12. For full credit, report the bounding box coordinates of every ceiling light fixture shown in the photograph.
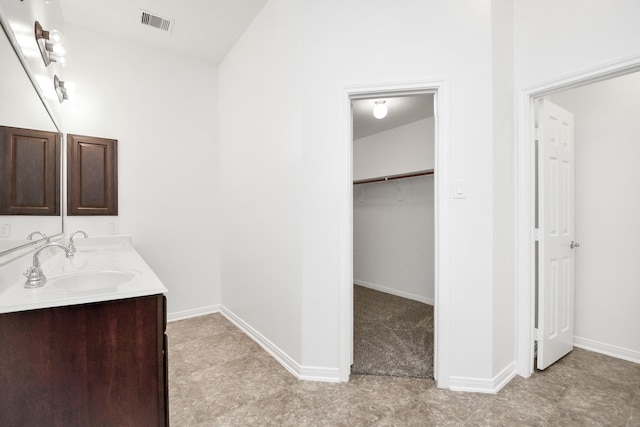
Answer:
[54,75,75,103]
[34,21,66,66]
[373,100,388,119]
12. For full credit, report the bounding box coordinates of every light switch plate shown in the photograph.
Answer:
[0,224,11,238]
[453,180,466,199]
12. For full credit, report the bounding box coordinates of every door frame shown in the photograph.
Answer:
[515,55,640,377]
[338,79,451,386]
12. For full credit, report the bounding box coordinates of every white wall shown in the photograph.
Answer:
[221,0,512,386]
[514,0,640,88]
[353,117,435,303]
[354,176,434,304]
[219,0,303,364]
[60,24,220,318]
[491,0,516,379]
[353,117,435,181]
[299,0,501,384]
[550,72,640,361]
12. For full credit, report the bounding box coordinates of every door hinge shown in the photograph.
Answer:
[534,328,540,341]
[534,228,541,241]
[534,127,541,141]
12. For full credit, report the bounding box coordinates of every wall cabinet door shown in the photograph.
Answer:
[67,133,118,215]
[0,126,60,215]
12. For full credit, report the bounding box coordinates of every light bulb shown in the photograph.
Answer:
[63,81,76,93]
[52,44,66,56]
[49,30,62,43]
[373,100,387,119]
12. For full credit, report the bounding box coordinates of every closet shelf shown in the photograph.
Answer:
[353,169,434,185]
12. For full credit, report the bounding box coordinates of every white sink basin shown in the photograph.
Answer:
[51,271,135,291]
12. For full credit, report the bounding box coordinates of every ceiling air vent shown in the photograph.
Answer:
[140,10,174,33]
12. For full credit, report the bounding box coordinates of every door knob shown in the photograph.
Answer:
[570,241,580,249]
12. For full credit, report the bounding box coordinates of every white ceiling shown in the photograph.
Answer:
[352,94,434,140]
[59,0,268,63]
[57,1,434,135]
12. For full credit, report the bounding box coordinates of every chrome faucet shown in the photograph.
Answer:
[23,243,70,288]
[68,230,88,257]
[27,231,49,243]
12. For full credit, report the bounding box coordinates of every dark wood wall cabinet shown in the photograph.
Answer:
[0,126,60,215]
[0,295,169,426]
[67,134,118,215]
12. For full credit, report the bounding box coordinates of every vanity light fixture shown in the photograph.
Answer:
[34,21,66,66]
[373,100,388,119]
[54,75,75,103]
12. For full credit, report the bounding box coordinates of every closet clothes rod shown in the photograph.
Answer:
[353,169,434,185]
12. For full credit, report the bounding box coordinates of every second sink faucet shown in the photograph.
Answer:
[68,230,88,257]
[24,243,70,288]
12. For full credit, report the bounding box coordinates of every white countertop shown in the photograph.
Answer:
[0,236,168,314]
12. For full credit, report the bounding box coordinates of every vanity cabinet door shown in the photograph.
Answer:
[0,294,167,426]
[162,294,170,426]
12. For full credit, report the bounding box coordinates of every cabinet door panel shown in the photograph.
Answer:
[0,295,166,426]
[0,126,60,215]
[67,134,118,215]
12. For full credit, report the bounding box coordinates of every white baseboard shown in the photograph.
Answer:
[449,362,516,394]
[167,304,220,322]
[298,365,341,382]
[574,336,640,364]
[220,306,342,383]
[354,279,434,305]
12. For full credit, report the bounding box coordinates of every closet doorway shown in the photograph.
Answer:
[351,93,435,378]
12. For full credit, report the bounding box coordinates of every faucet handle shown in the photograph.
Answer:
[24,266,46,288]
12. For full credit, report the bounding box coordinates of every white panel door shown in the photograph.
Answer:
[537,99,576,370]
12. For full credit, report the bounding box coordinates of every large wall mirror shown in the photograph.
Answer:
[0,17,62,256]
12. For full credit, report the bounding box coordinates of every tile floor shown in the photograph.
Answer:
[168,314,640,426]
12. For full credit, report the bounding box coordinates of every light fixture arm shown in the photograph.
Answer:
[54,75,70,103]
[34,21,65,66]
[34,21,50,41]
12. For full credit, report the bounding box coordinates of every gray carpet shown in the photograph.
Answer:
[351,285,434,379]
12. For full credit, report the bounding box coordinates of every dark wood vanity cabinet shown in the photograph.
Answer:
[0,294,168,426]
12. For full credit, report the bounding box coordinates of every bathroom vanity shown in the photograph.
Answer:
[0,237,169,426]
[0,3,167,423]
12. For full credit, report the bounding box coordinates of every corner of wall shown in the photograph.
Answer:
[220,305,342,383]
[449,361,516,394]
